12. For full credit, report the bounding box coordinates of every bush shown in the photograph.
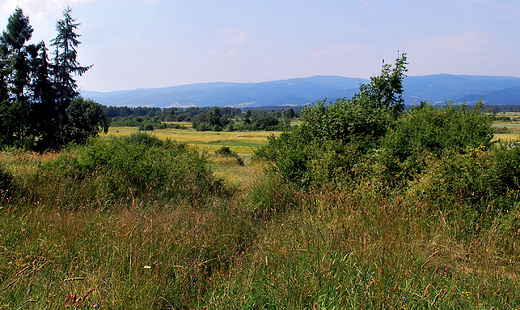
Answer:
[139,122,155,131]
[33,134,222,207]
[256,54,408,187]
[379,101,493,185]
[404,144,520,216]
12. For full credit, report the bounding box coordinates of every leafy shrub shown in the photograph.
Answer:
[33,134,222,207]
[379,101,493,185]
[215,146,236,157]
[139,122,155,131]
[404,143,520,216]
[121,132,165,147]
[65,97,110,145]
[256,54,408,187]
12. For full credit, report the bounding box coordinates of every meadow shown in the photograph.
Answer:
[0,121,520,309]
[1,104,520,309]
[491,111,520,142]
[105,126,280,156]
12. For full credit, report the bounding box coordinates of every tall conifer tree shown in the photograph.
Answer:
[0,7,33,146]
[51,6,92,144]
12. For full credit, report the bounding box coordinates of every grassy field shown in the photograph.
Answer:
[2,122,520,309]
[105,126,280,155]
[491,113,520,141]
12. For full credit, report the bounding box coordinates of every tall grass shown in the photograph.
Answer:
[1,180,518,308]
[1,133,519,309]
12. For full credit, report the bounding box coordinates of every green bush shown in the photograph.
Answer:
[379,101,493,185]
[403,144,520,216]
[122,132,164,147]
[256,54,408,187]
[33,133,222,207]
[215,146,237,157]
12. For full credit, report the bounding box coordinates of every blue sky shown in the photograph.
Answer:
[1,0,519,92]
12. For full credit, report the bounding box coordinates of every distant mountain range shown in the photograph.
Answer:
[81,74,520,108]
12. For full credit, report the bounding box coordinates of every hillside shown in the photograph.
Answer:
[81,74,520,107]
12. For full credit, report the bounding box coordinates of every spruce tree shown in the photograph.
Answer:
[0,8,33,147]
[51,6,92,145]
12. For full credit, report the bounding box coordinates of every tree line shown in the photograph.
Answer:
[107,105,299,132]
[0,7,108,151]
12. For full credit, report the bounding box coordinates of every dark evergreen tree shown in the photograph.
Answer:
[0,7,105,151]
[27,41,58,150]
[0,8,33,147]
[51,6,92,145]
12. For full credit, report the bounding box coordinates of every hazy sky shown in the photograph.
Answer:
[0,0,519,92]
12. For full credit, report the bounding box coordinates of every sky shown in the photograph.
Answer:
[0,0,519,92]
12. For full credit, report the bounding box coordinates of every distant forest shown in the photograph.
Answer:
[106,105,302,132]
[104,103,520,132]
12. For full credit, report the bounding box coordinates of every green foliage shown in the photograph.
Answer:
[122,131,164,147]
[379,101,494,184]
[64,96,109,145]
[404,144,520,214]
[257,54,408,187]
[33,133,222,207]
[0,7,102,151]
[51,7,91,102]
[300,54,407,147]
[215,146,236,157]
[245,172,300,218]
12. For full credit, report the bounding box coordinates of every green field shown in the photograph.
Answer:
[105,126,280,155]
[489,112,520,141]
[2,112,520,309]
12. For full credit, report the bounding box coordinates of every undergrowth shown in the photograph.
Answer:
[1,174,519,309]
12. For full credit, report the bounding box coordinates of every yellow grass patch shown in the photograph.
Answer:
[103,126,281,155]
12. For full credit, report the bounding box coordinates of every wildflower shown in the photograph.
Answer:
[93,304,99,308]
[144,265,151,269]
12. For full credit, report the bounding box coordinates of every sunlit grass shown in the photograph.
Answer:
[2,125,520,308]
[493,133,520,142]
[103,126,280,155]
[208,155,266,190]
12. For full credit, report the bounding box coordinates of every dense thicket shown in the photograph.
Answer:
[0,7,107,151]
[257,54,519,215]
[257,54,408,187]
[32,133,222,207]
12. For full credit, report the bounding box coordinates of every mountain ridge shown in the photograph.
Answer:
[81,74,520,108]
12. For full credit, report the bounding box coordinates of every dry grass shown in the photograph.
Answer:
[104,126,281,155]
[208,156,267,191]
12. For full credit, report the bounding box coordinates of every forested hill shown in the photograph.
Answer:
[81,74,520,108]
